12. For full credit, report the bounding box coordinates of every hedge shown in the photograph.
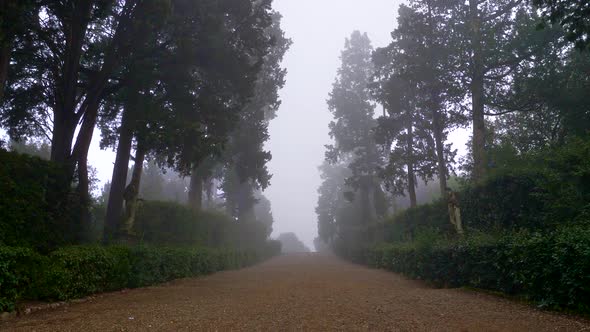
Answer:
[364,139,590,244]
[0,150,273,251]
[359,226,590,313]
[132,201,269,250]
[0,247,43,312]
[0,149,78,250]
[0,242,281,312]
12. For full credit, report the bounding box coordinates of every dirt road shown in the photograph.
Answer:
[2,254,588,331]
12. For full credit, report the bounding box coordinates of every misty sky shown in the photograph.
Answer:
[266,0,403,247]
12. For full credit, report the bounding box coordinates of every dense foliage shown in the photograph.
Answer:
[369,137,590,244]
[0,243,280,312]
[359,225,590,313]
[0,149,78,249]
[0,247,40,312]
[133,201,270,250]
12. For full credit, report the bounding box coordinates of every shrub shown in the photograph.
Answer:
[263,240,282,258]
[532,138,590,224]
[460,170,547,231]
[383,202,451,242]
[134,202,204,246]
[378,170,551,242]
[360,226,590,313]
[0,247,42,312]
[368,139,590,245]
[35,246,132,300]
[132,201,276,257]
[134,201,266,249]
[0,149,78,250]
[0,242,280,312]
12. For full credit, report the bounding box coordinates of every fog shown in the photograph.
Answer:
[266,0,402,248]
[73,0,400,248]
[74,0,470,249]
[1,0,587,326]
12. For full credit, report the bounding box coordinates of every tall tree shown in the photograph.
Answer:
[253,190,275,239]
[372,71,423,208]
[455,0,558,180]
[1,0,174,236]
[316,161,350,245]
[373,2,462,200]
[326,31,380,221]
[100,0,277,240]
[213,11,291,221]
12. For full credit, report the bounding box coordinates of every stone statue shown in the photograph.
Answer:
[446,188,464,235]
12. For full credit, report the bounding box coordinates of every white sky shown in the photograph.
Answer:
[266,0,402,247]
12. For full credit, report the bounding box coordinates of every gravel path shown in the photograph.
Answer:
[2,254,589,331]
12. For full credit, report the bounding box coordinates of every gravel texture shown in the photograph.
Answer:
[1,254,589,331]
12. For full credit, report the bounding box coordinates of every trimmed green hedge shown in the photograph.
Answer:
[0,149,78,250]
[133,201,269,250]
[370,139,590,243]
[360,226,590,313]
[370,170,551,243]
[0,242,281,312]
[134,202,224,246]
[0,247,43,312]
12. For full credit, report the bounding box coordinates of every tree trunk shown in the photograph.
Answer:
[432,110,448,198]
[407,124,417,208]
[407,166,417,208]
[367,180,377,221]
[75,6,148,241]
[50,112,77,164]
[203,177,214,208]
[51,0,135,171]
[120,139,146,242]
[237,181,255,223]
[0,1,13,60]
[189,167,204,210]
[0,39,10,102]
[361,176,377,223]
[50,1,92,165]
[360,184,370,222]
[470,0,487,181]
[424,0,448,198]
[74,105,99,243]
[104,93,137,242]
[76,153,92,243]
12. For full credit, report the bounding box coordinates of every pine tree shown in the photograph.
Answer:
[326,31,380,222]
